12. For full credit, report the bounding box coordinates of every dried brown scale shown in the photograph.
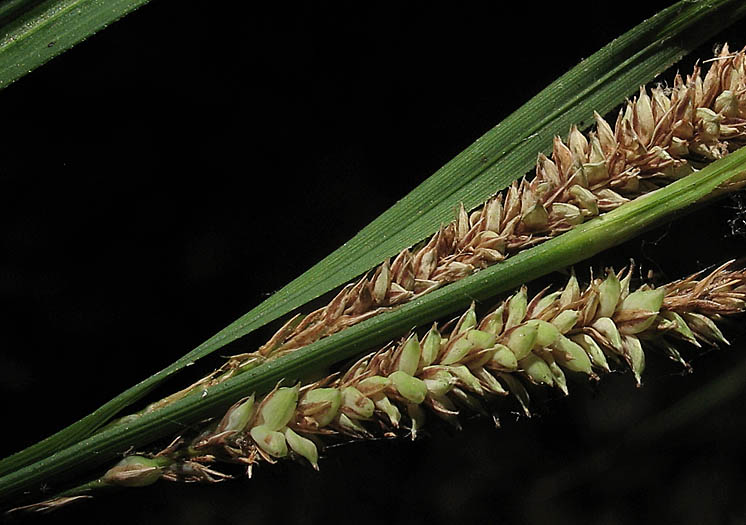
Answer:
[94,260,746,489]
[120,45,746,419]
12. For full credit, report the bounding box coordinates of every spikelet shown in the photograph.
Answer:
[100,259,746,485]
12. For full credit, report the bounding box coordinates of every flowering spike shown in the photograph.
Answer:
[102,261,746,493]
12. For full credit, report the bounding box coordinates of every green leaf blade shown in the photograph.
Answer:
[0,0,150,90]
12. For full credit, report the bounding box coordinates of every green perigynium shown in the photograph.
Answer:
[101,456,171,488]
[298,388,342,428]
[218,395,255,434]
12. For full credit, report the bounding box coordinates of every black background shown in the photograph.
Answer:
[3,1,746,523]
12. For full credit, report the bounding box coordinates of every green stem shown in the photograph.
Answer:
[2,147,745,504]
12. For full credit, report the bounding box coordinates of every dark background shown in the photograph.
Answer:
[2,1,746,523]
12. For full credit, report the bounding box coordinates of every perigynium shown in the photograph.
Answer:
[20,257,741,511]
[123,45,746,418]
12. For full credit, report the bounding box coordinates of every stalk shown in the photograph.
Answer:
[2,146,746,504]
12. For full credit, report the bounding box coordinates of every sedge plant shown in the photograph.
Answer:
[3,0,746,518]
